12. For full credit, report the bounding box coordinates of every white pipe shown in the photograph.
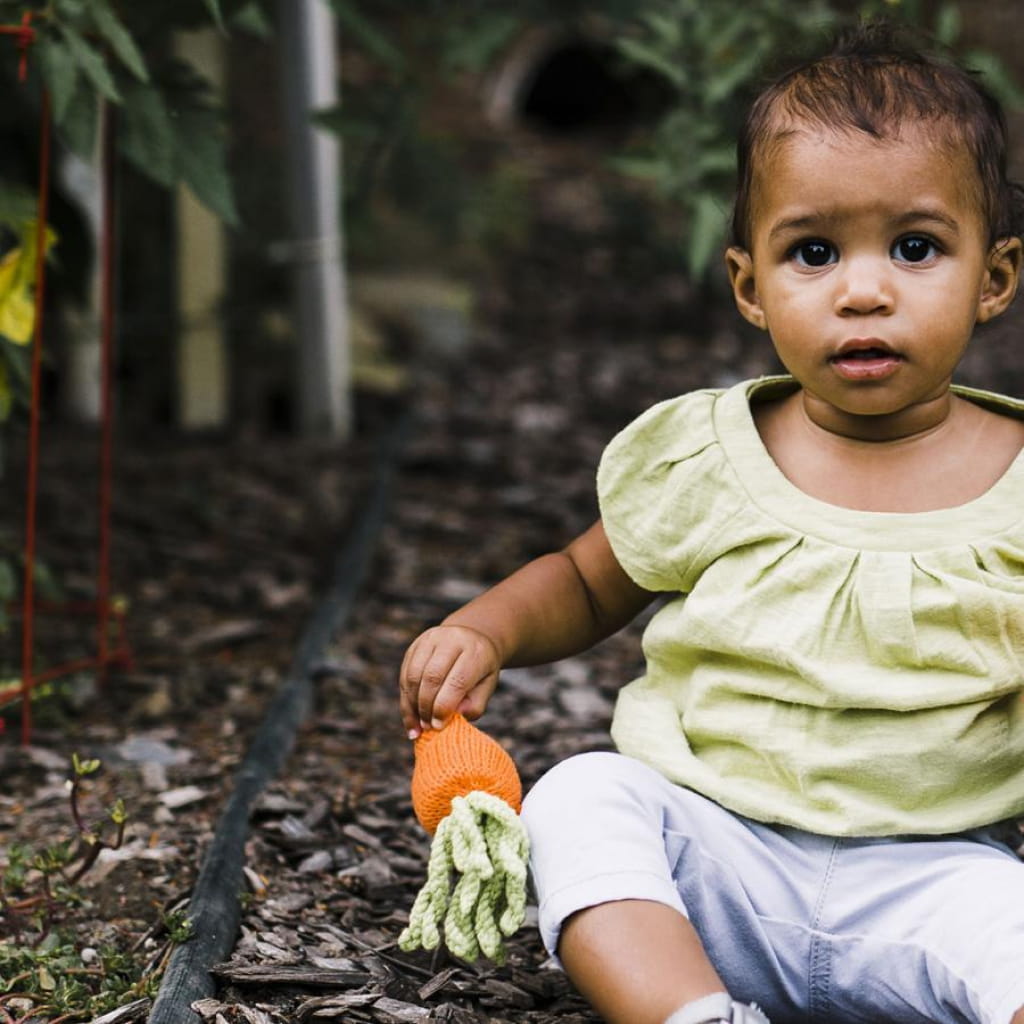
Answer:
[277,0,350,438]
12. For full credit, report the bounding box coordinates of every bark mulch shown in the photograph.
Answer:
[3,196,1024,1022]
[1,193,753,1022]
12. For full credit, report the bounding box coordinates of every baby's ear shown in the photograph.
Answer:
[978,236,1023,323]
[725,247,767,329]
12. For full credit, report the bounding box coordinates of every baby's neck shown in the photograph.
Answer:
[798,389,955,443]
[753,390,1024,512]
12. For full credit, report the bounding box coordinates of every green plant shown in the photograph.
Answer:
[0,755,177,1020]
[160,904,195,945]
[0,0,268,223]
[323,0,1022,281]
[611,0,1024,278]
[0,0,273,436]
[317,3,545,270]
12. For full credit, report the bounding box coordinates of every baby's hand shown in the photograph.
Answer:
[398,624,501,738]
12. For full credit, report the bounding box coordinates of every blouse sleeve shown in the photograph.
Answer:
[597,388,741,593]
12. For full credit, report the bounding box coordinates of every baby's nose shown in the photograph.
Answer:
[834,257,895,315]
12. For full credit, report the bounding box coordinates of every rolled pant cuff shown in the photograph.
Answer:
[536,868,688,961]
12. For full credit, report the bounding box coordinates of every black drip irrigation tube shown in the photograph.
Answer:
[147,407,412,1024]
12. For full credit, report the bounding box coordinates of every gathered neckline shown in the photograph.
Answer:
[715,376,1024,550]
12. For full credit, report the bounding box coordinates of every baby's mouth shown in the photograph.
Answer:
[829,342,904,378]
[834,347,892,360]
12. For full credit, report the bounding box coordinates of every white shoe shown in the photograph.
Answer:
[664,992,770,1024]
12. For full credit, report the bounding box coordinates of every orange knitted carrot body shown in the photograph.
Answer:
[410,714,522,835]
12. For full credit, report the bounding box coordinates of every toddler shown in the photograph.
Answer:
[398,22,1024,1024]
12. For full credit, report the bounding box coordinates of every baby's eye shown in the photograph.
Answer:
[891,235,939,263]
[789,240,836,268]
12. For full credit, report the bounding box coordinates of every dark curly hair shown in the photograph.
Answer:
[731,21,1024,250]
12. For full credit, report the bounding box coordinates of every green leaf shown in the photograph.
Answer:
[687,192,728,279]
[440,15,521,74]
[312,104,378,139]
[1,336,32,409]
[0,183,40,229]
[31,560,62,601]
[694,147,738,177]
[119,59,238,223]
[0,363,10,421]
[963,49,1024,110]
[53,0,88,17]
[55,81,99,159]
[638,10,683,49]
[202,0,226,30]
[172,103,239,224]
[36,36,80,126]
[331,0,407,72]
[58,23,122,103]
[703,44,767,106]
[615,37,685,89]
[703,10,750,60]
[118,81,176,188]
[0,558,15,602]
[230,2,272,36]
[72,753,101,776]
[609,154,671,184]
[934,2,962,47]
[89,0,150,82]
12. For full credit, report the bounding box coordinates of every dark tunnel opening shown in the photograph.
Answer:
[517,39,672,135]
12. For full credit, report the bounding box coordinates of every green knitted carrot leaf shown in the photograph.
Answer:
[399,790,529,962]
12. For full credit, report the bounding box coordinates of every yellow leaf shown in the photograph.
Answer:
[0,219,57,345]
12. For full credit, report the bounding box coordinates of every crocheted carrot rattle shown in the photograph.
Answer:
[398,714,529,962]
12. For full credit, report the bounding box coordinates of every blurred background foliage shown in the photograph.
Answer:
[0,0,272,430]
[0,0,1011,383]
[324,0,1022,280]
[0,0,1011,428]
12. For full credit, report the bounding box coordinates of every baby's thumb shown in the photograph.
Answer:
[456,673,498,722]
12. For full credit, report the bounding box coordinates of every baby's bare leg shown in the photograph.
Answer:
[558,899,726,1024]
[1012,1008,1024,1024]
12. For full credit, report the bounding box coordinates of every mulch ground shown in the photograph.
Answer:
[0,178,760,1022]
[4,174,1024,1022]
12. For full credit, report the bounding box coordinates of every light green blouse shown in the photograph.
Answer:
[597,376,1024,836]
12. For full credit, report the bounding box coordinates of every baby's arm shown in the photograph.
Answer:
[398,520,653,737]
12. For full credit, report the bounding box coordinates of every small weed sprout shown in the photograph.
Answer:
[0,754,178,1018]
[161,905,195,944]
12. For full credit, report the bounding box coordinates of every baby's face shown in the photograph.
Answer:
[726,125,1020,433]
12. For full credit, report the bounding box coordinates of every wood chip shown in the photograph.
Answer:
[417,966,459,1001]
[87,999,152,1024]
[179,618,268,653]
[211,962,372,988]
[158,785,208,809]
[371,997,431,1022]
[296,993,381,1022]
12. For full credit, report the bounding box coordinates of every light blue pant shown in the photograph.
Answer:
[522,751,1024,1024]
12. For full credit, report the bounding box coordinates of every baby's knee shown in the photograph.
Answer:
[522,751,692,957]
[522,750,666,834]
[525,750,639,808]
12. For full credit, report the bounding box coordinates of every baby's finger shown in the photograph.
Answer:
[398,636,437,735]
[456,672,499,721]
[427,647,492,727]
[413,643,472,728]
